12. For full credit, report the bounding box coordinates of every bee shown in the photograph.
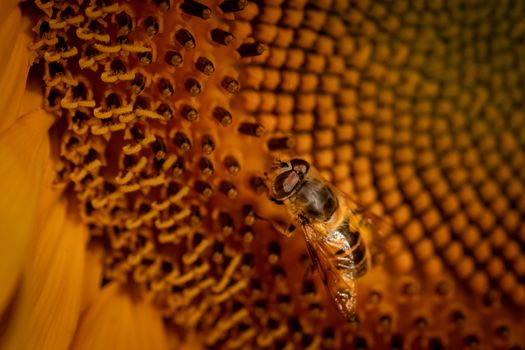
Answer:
[265,158,389,321]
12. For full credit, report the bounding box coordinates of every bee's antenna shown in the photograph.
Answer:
[269,161,281,171]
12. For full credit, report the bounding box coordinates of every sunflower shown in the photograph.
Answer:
[1,0,525,349]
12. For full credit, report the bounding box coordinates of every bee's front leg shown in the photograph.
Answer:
[270,220,296,238]
[254,212,296,237]
[269,196,284,205]
[298,214,310,225]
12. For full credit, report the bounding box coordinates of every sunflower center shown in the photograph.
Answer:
[29,0,293,341]
[27,0,525,348]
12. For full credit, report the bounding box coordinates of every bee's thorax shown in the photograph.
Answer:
[290,177,339,223]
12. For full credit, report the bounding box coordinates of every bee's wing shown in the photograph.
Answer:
[359,207,394,241]
[303,225,358,322]
[335,187,395,264]
[333,185,394,240]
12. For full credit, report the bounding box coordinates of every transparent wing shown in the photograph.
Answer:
[303,225,358,322]
[332,184,395,265]
[336,185,394,239]
[356,206,394,241]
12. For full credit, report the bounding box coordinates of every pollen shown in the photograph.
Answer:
[31,0,275,344]
[27,0,525,349]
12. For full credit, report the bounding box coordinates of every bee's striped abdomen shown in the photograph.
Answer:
[326,217,369,279]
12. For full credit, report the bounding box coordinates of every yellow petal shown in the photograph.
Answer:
[79,242,104,314]
[17,74,46,119]
[133,297,172,350]
[71,284,169,350]
[1,197,87,350]
[0,1,20,26]
[0,6,33,134]
[0,109,54,314]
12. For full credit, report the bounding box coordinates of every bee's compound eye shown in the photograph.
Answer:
[273,170,301,199]
[290,158,310,176]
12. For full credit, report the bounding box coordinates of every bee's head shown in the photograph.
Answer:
[265,158,310,200]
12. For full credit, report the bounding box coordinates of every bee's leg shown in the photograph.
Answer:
[300,259,317,294]
[301,268,316,295]
[254,213,296,237]
[269,197,284,205]
[270,221,296,238]
[298,214,310,225]
[303,260,316,277]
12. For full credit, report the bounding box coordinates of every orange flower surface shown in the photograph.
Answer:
[0,0,524,349]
